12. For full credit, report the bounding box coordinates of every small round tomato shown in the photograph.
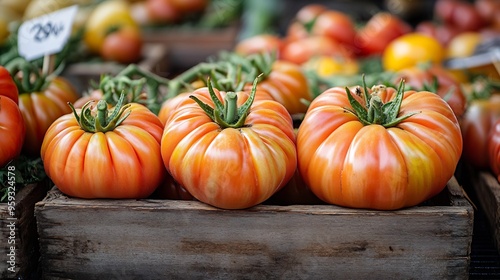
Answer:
[446,32,482,59]
[281,35,352,65]
[355,12,412,57]
[41,100,165,199]
[145,0,181,24]
[234,34,283,56]
[462,94,500,169]
[0,97,25,167]
[382,33,445,72]
[0,66,19,104]
[100,26,143,64]
[311,10,357,53]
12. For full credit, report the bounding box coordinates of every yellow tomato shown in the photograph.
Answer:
[382,33,445,71]
[83,0,139,54]
[304,55,359,77]
[446,32,482,59]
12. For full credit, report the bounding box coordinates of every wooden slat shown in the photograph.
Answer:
[35,177,473,280]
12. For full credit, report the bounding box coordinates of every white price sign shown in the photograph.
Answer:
[18,5,78,61]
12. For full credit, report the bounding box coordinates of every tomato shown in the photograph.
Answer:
[145,0,181,24]
[169,0,207,14]
[382,33,445,72]
[302,55,359,77]
[394,65,467,118]
[434,0,486,32]
[234,34,283,56]
[295,4,327,25]
[161,79,297,209]
[0,66,19,104]
[311,10,357,53]
[0,97,25,167]
[19,77,79,156]
[41,99,165,199]
[446,32,482,59]
[355,12,412,57]
[100,26,143,64]
[461,94,500,169]
[475,0,500,25]
[297,83,462,210]
[249,60,313,116]
[415,21,460,47]
[281,36,352,65]
[488,118,500,181]
[83,0,139,54]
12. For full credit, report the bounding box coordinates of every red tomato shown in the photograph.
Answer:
[295,4,328,25]
[297,83,462,210]
[434,0,486,32]
[461,94,500,169]
[0,66,18,104]
[475,0,500,25]
[415,21,460,47]
[311,10,357,53]
[169,0,207,14]
[19,77,79,157]
[161,81,297,209]
[281,36,352,65]
[0,96,25,167]
[100,26,143,64]
[248,60,313,116]
[394,65,467,118]
[355,12,412,57]
[234,34,283,56]
[41,102,165,199]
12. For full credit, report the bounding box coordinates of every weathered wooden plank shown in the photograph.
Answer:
[35,178,473,280]
[0,180,52,279]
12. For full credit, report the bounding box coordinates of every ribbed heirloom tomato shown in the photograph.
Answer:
[297,81,463,210]
[41,95,165,199]
[161,78,297,209]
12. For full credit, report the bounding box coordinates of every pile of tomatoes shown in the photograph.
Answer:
[2,1,500,212]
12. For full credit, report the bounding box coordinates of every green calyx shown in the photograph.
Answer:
[69,93,131,133]
[189,74,262,129]
[345,77,418,128]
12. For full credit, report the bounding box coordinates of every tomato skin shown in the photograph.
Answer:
[145,0,181,24]
[249,60,313,116]
[100,26,143,64]
[488,118,500,181]
[83,0,139,54]
[355,12,412,57]
[234,34,283,56]
[462,95,500,169]
[382,33,445,71]
[0,66,19,104]
[415,21,460,47]
[0,97,25,167]
[281,35,352,65]
[161,87,297,209]
[311,10,357,53]
[41,103,165,199]
[297,86,462,210]
[19,77,79,157]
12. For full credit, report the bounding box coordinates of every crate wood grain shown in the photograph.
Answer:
[35,177,473,280]
[61,44,170,94]
[459,163,500,253]
[141,25,239,71]
[0,180,52,279]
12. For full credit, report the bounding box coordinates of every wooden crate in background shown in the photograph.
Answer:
[35,176,473,280]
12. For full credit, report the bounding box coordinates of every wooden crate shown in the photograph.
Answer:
[61,44,170,94]
[457,163,500,254]
[141,25,240,72]
[0,179,52,279]
[35,177,473,280]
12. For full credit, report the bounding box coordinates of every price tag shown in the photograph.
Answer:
[18,5,78,61]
